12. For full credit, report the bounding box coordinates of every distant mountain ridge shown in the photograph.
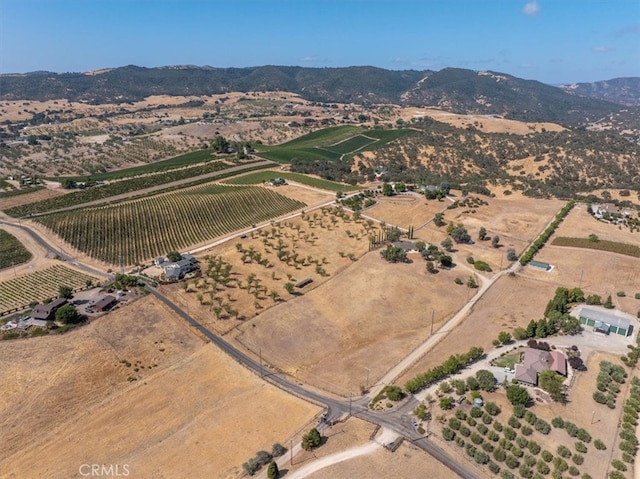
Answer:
[560,77,640,106]
[0,65,631,125]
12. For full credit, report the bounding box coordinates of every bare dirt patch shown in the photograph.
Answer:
[0,295,320,479]
[233,250,469,396]
[365,192,446,229]
[0,186,69,210]
[397,274,558,388]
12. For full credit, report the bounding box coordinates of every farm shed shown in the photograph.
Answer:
[295,278,313,289]
[579,307,631,336]
[529,260,551,271]
[94,295,117,312]
[392,241,418,253]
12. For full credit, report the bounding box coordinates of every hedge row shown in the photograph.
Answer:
[520,200,575,265]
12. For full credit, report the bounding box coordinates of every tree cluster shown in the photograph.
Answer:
[405,346,484,393]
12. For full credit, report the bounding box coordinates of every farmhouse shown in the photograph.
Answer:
[94,295,117,312]
[163,256,198,281]
[515,348,567,386]
[31,298,68,321]
[590,203,635,221]
[578,307,632,336]
[392,241,418,253]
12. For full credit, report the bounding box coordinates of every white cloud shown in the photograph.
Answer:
[522,1,540,16]
[592,46,614,53]
[299,55,324,63]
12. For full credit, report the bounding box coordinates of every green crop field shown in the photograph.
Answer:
[0,264,99,315]
[35,184,306,266]
[324,135,377,155]
[255,126,412,163]
[552,237,640,258]
[0,229,32,270]
[224,171,358,192]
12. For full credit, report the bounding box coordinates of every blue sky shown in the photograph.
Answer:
[1,0,638,84]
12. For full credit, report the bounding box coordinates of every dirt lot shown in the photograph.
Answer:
[233,250,469,396]
[365,192,447,229]
[430,351,629,479]
[0,295,319,479]
[397,274,558,388]
[0,186,69,210]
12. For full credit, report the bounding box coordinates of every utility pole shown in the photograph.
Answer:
[290,439,293,466]
[365,368,370,392]
[430,309,435,335]
[260,348,263,378]
[579,269,584,289]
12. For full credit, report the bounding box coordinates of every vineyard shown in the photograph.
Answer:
[0,264,98,315]
[0,229,32,270]
[35,185,306,266]
[552,236,640,258]
[4,160,252,217]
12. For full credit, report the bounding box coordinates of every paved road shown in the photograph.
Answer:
[146,284,480,479]
[0,218,111,280]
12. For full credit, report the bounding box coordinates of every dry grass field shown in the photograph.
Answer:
[397,274,558,387]
[163,206,382,336]
[524,246,640,314]
[555,202,640,244]
[0,295,319,479]
[364,192,447,229]
[430,352,629,479]
[0,186,69,210]
[233,250,469,396]
[400,107,566,135]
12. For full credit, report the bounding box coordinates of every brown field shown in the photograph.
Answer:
[430,352,628,479]
[0,295,319,479]
[163,207,383,336]
[0,186,69,210]
[365,192,447,229]
[400,107,566,135]
[524,245,640,313]
[305,441,459,479]
[397,274,558,387]
[233,250,469,396]
[555,202,640,244]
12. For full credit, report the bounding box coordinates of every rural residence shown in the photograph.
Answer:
[94,295,117,312]
[515,348,567,386]
[31,298,68,321]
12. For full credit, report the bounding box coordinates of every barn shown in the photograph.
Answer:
[579,307,632,336]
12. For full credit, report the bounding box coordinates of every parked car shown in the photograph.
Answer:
[504,367,515,374]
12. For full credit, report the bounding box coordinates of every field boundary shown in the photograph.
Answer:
[551,236,640,258]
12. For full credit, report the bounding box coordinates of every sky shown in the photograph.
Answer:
[1,0,639,84]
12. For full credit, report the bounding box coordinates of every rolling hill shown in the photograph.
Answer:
[0,65,626,126]
[560,77,640,106]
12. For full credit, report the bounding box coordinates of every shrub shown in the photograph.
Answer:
[448,417,461,430]
[477,424,488,435]
[611,459,627,472]
[572,453,584,465]
[617,291,626,297]
[489,462,501,474]
[541,450,553,462]
[505,455,520,469]
[485,401,501,416]
[501,470,515,479]
[609,472,626,479]
[622,452,635,464]
[557,445,571,458]
[537,460,550,475]
[482,442,495,453]
[471,432,484,445]
[553,456,569,472]
[512,446,524,458]
[470,406,483,418]
[575,441,587,453]
[513,404,526,418]
[459,425,471,437]
[519,463,532,479]
[482,412,493,424]
[516,436,528,448]
[243,458,259,476]
[524,411,537,425]
[442,427,456,441]
[504,427,516,440]
[551,416,565,428]
[508,416,521,429]
[576,429,591,443]
[568,466,580,476]
[594,439,606,450]
[267,461,278,479]
[528,441,541,455]
[493,421,503,432]
[565,422,579,437]
[521,425,533,436]
[272,443,287,457]
[488,430,500,442]
[535,418,551,435]
[455,409,467,420]
[593,391,608,404]
[255,451,273,466]
[474,450,490,464]
[494,448,507,462]
[524,455,537,467]
[467,417,477,427]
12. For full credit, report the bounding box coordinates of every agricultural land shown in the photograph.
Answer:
[1,75,639,479]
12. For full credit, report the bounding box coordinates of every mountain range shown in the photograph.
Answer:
[1,65,638,126]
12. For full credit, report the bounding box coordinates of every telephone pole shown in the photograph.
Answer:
[430,309,435,335]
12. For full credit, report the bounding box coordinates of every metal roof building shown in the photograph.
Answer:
[579,307,632,336]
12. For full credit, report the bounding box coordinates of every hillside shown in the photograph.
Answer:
[0,65,623,126]
[561,77,640,106]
